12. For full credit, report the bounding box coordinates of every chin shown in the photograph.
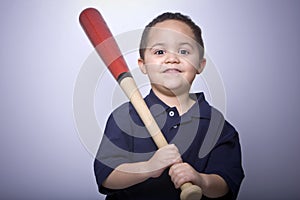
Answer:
[163,82,181,90]
[163,84,190,95]
[164,79,189,89]
[151,79,190,95]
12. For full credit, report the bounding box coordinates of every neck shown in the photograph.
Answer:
[152,87,195,115]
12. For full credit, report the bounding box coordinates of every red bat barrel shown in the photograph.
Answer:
[79,8,129,81]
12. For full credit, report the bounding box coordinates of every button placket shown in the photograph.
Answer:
[166,108,180,133]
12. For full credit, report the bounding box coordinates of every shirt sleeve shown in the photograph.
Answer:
[94,104,134,195]
[204,121,245,199]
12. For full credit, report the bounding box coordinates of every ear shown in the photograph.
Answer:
[196,58,206,74]
[138,58,147,74]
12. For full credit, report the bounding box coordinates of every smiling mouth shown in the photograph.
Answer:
[163,68,182,73]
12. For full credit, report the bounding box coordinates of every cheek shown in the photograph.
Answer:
[144,63,162,73]
[144,57,161,66]
[188,74,197,84]
[181,59,199,73]
[187,57,201,69]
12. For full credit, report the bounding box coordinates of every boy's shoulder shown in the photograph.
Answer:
[110,101,136,120]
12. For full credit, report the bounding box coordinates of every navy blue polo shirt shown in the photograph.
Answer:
[94,90,244,200]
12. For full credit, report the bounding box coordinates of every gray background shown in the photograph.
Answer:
[1,0,299,199]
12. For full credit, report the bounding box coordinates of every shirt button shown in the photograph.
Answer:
[173,125,178,129]
[169,111,175,117]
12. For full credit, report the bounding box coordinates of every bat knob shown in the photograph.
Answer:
[180,184,202,200]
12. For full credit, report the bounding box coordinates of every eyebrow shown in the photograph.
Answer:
[178,42,194,49]
[149,42,194,50]
[149,43,165,49]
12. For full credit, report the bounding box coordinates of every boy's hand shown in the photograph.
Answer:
[169,162,202,189]
[147,144,182,178]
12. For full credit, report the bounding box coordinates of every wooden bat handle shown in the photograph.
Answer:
[180,183,203,200]
[120,77,202,200]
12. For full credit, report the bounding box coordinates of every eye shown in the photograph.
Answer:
[154,49,165,55]
[179,49,189,55]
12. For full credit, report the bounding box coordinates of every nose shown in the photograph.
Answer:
[165,52,180,64]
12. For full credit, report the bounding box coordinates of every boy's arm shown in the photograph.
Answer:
[102,161,155,189]
[103,144,182,189]
[197,173,229,198]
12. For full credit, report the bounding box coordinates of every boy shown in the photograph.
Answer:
[94,12,244,199]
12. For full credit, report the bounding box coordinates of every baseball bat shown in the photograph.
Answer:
[79,8,202,200]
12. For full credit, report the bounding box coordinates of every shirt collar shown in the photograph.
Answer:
[144,89,211,120]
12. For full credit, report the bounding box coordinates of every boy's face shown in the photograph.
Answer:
[138,20,206,95]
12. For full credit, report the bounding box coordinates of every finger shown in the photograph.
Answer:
[169,162,183,173]
[169,163,178,176]
[169,169,190,189]
[169,163,184,178]
[175,175,191,188]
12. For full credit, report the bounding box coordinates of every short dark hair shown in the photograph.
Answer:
[139,12,204,60]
